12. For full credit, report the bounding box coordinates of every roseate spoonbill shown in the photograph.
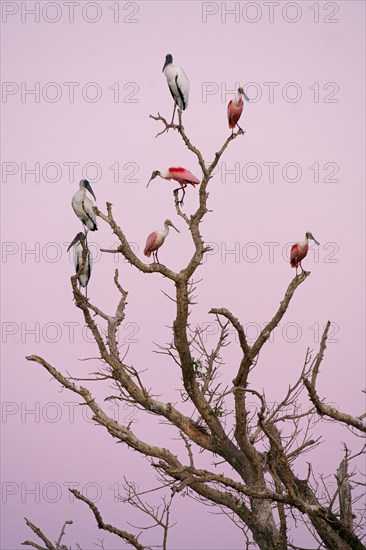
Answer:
[162,54,190,125]
[290,232,320,275]
[147,167,200,205]
[227,87,249,134]
[144,219,180,264]
[72,179,97,232]
[67,232,92,294]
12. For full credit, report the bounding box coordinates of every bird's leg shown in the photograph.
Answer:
[180,186,186,205]
[236,123,243,132]
[155,250,160,264]
[84,227,89,249]
[300,261,304,274]
[170,103,177,126]
[173,187,183,206]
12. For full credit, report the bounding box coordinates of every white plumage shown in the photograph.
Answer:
[162,54,190,123]
[67,232,92,289]
[72,179,97,232]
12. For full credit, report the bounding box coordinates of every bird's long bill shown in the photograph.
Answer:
[312,237,320,245]
[85,180,96,201]
[171,223,180,233]
[67,235,81,252]
[162,55,171,72]
[243,91,250,102]
[146,178,152,188]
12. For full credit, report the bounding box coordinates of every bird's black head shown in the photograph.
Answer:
[67,232,86,252]
[81,179,96,201]
[162,54,173,71]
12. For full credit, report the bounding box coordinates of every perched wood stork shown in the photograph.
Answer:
[162,54,190,125]
[67,232,92,295]
[227,87,249,134]
[72,179,97,232]
[147,167,200,205]
[290,232,320,275]
[144,219,180,264]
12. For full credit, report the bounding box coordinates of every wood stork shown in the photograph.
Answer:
[147,166,200,205]
[67,232,92,294]
[290,232,320,275]
[227,87,249,134]
[144,219,180,264]
[162,54,190,125]
[72,179,97,232]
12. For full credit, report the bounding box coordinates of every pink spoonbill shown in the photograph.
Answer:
[162,54,190,125]
[147,167,200,205]
[144,219,180,264]
[290,232,320,275]
[227,87,249,134]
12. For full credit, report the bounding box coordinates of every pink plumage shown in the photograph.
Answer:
[147,168,200,205]
[227,98,244,129]
[143,220,180,264]
[144,231,164,257]
[167,167,200,187]
[290,242,309,268]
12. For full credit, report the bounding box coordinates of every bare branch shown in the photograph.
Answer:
[22,518,57,550]
[303,324,366,433]
[70,489,144,550]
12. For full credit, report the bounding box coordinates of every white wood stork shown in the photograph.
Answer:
[67,232,92,294]
[162,54,190,125]
[72,179,97,232]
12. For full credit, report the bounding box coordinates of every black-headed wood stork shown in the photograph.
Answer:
[72,179,97,232]
[144,219,180,264]
[67,232,92,292]
[162,54,190,125]
[290,232,320,275]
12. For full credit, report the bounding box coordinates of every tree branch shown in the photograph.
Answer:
[70,490,144,550]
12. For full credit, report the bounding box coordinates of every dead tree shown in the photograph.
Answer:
[24,112,365,550]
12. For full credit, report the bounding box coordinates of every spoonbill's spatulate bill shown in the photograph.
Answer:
[67,232,92,293]
[144,219,180,264]
[227,87,249,134]
[290,232,320,275]
[162,54,190,125]
[147,167,200,205]
[72,179,98,232]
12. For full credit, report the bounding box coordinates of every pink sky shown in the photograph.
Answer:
[1,1,365,548]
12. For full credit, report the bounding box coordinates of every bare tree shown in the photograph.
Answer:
[24,112,365,550]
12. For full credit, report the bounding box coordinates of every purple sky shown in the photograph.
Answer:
[1,1,365,548]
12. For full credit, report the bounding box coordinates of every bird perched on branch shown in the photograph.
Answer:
[67,232,92,294]
[144,219,180,264]
[290,232,320,275]
[227,87,249,134]
[162,54,190,125]
[72,179,97,232]
[147,167,200,205]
